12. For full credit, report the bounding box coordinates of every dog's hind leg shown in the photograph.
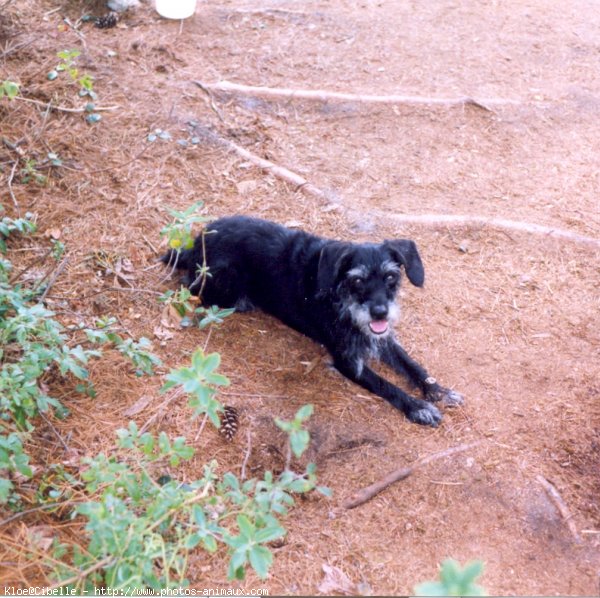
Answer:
[334,358,442,427]
[381,340,464,407]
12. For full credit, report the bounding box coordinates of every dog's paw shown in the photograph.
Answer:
[440,388,464,407]
[424,379,464,407]
[408,402,442,427]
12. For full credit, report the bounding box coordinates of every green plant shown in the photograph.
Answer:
[159,286,194,317]
[160,201,210,253]
[0,210,161,504]
[0,80,19,100]
[161,348,229,427]
[0,211,36,253]
[414,559,486,596]
[48,354,328,590]
[275,404,313,459]
[53,49,96,98]
[20,159,47,186]
[51,239,66,261]
[193,305,236,329]
[83,317,162,377]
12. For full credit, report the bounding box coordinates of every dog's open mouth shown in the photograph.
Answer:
[368,320,389,335]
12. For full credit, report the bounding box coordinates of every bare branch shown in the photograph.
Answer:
[342,441,484,509]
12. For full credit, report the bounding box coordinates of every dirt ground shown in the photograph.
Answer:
[1,0,600,594]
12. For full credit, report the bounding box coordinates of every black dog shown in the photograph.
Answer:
[163,215,463,426]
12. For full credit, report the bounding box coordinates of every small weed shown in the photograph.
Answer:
[20,159,48,186]
[51,239,66,261]
[160,201,210,252]
[0,80,19,100]
[414,559,487,596]
[159,286,195,318]
[194,305,236,329]
[52,49,96,99]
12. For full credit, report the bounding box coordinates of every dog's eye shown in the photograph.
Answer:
[350,277,364,289]
[385,273,398,285]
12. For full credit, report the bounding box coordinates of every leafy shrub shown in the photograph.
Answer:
[48,359,327,590]
[0,207,161,504]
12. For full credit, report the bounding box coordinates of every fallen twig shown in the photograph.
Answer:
[210,135,600,248]
[0,501,77,527]
[15,96,120,113]
[39,411,70,453]
[240,428,252,481]
[7,160,19,210]
[536,475,581,542]
[195,80,227,124]
[195,80,521,111]
[37,257,69,303]
[140,388,185,434]
[342,441,483,509]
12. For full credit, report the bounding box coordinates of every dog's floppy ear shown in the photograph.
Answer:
[384,239,425,287]
[316,242,352,295]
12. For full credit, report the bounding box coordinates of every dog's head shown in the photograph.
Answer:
[317,239,424,337]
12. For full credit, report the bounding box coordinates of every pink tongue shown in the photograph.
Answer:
[369,320,389,334]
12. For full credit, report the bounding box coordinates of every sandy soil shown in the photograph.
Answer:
[1,0,599,594]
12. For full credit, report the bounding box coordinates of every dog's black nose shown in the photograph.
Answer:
[370,304,388,320]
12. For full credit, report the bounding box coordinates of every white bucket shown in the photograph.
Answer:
[155,0,197,19]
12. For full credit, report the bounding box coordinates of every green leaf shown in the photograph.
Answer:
[236,514,255,540]
[295,404,314,422]
[317,485,333,497]
[255,525,285,545]
[0,477,14,503]
[290,429,310,458]
[461,560,484,583]
[203,534,218,553]
[228,548,248,580]
[248,544,273,579]
[414,581,449,596]
[440,559,461,586]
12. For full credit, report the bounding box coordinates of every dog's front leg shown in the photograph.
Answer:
[334,358,442,427]
[381,340,464,407]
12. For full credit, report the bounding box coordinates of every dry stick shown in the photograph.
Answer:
[9,246,53,285]
[343,441,484,509]
[196,80,522,111]
[140,388,185,434]
[0,501,76,527]
[536,475,581,542]
[6,160,20,210]
[195,81,227,124]
[240,429,252,481]
[214,135,600,249]
[39,411,70,453]
[15,96,120,113]
[37,257,69,303]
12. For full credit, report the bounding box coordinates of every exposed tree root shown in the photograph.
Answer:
[195,80,522,111]
[212,133,600,248]
[537,475,582,542]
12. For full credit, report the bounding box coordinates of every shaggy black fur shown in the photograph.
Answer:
[162,215,463,426]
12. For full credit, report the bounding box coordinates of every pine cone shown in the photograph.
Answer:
[219,406,239,442]
[95,12,119,29]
